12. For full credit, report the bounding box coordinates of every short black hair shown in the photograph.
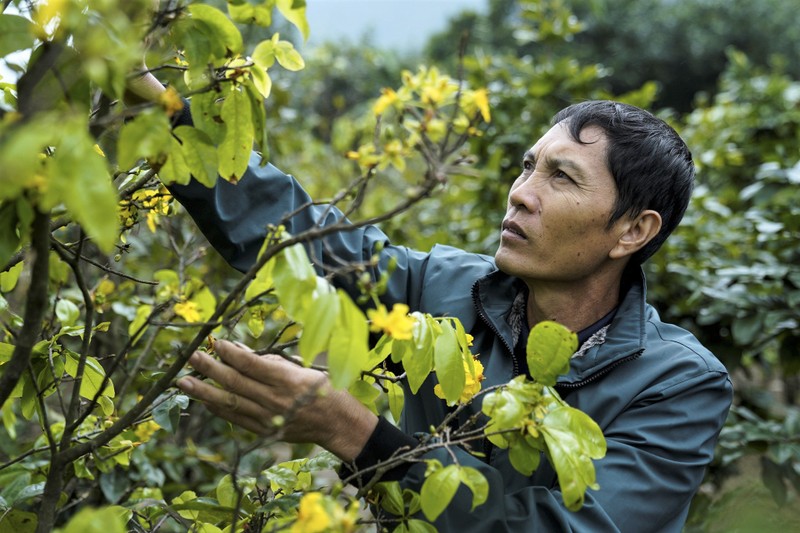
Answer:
[552,100,695,264]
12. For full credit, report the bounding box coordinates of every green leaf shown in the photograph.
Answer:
[20,374,37,419]
[274,41,305,71]
[481,389,524,436]
[158,136,192,186]
[387,378,405,422]
[732,313,764,346]
[434,322,465,404]
[375,481,405,516]
[401,338,433,395]
[266,465,298,492]
[458,467,489,511]
[0,115,65,202]
[128,304,152,343]
[0,342,15,365]
[228,1,272,26]
[62,506,127,533]
[326,290,369,389]
[272,241,317,320]
[215,474,238,508]
[117,110,173,171]
[245,237,277,301]
[174,126,218,188]
[13,483,44,505]
[0,15,35,58]
[366,334,393,369]
[56,299,80,327]
[0,261,24,293]
[243,79,269,154]
[0,508,37,533]
[348,380,380,412]
[73,456,94,480]
[508,438,541,476]
[187,4,244,58]
[298,287,339,366]
[526,321,577,386]
[48,120,118,253]
[97,395,114,416]
[406,520,438,533]
[0,202,22,268]
[190,91,225,145]
[152,394,190,433]
[218,88,254,181]
[1,401,17,438]
[540,405,606,511]
[64,351,115,399]
[250,64,273,99]
[99,470,128,504]
[420,464,460,521]
[276,0,310,40]
[252,38,276,71]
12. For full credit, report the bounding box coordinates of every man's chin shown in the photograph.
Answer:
[494,247,519,275]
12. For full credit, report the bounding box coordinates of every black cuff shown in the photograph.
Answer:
[172,97,194,128]
[339,417,419,486]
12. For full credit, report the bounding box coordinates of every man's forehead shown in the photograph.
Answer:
[527,123,607,157]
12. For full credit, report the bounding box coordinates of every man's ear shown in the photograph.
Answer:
[609,209,662,260]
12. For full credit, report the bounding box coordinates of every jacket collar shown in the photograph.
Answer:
[473,266,648,383]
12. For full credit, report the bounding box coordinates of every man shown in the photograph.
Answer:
[129,71,731,530]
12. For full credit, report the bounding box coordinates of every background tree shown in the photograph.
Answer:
[2,0,800,531]
[0,1,606,532]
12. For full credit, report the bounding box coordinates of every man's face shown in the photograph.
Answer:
[495,122,626,285]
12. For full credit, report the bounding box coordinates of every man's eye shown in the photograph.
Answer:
[554,170,573,182]
[522,160,534,171]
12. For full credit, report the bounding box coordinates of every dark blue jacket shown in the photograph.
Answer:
[171,153,733,532]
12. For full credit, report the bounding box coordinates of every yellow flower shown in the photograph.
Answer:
[159,86,185,117]
[472,88,491,123]
[131,187,172,232]
[373,87,398,115]
[291,492,331,533]
[434,357,485,404]
[134,420,161,443]
[367,303,415,340]
[174,301,201,323]
[34,0,67,38]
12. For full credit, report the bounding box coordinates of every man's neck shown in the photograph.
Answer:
[524,272,623,332]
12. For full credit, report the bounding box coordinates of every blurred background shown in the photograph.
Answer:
[1,1,798,530]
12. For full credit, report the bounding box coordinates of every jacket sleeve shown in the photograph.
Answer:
[168,154,431,310]
[389,368,732,532]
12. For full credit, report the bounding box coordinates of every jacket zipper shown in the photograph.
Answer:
[471,281,517,371]
[555,350,644,393]
[472,276,643,461]
[472,280,518,463]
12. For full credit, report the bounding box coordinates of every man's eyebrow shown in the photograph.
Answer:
[522,150,587,178]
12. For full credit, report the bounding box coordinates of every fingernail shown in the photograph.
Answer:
[233,340,251,351]
[176,377,193,392]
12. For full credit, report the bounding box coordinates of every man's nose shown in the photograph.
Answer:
[508,175,542,213]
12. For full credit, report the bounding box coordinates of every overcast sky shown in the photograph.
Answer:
[303,0,487,51]
[0,1,488,81]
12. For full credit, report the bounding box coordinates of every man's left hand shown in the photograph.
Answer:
[176,340,378,461]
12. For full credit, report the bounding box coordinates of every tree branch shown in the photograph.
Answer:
[0,210,50,408]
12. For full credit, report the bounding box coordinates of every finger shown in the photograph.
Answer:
[187,350,278,402]
[214,340,298,386]
[176,375,268,423]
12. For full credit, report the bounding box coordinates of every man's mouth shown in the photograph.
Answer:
[501,220,527,240]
